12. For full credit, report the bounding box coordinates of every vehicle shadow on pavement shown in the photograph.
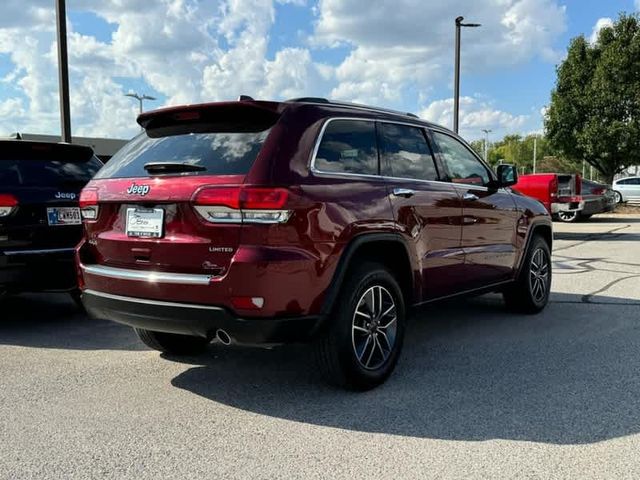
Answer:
[171,293,640,445]
[0,293,144,351]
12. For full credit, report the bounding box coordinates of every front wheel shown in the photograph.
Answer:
[134,328,209,355]
[503,235,552,314]
[313,262,406,390]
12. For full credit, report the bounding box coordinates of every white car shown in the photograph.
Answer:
[612,177,640,203]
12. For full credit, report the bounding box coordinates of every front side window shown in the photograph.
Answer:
[432,131,491,186]
[379,123,439,181]
[314,120,378,176]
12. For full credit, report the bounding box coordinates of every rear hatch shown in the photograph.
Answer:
[0,141,101,252]
[81,102,281,276]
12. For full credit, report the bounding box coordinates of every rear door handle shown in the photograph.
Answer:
[392,188,415,198]
[463,193,480,201]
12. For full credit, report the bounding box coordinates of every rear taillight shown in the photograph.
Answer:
[0,194,18,217]
[79,188,99,221]
[193,186,291,224]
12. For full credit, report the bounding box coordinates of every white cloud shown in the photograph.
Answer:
[590,17,613,44]
[0,0,566,139]
[314,0,567,102]
[419,97,529,140]
[636,0,640,11]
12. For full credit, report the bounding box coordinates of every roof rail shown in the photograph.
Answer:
[286,97,422,120]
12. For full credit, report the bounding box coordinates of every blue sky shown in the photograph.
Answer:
[1,0,638,141]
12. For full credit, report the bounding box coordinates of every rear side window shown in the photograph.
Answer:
[379,123,438,181]
[314,120,378,176]
[95,130,271,179]
[0,156,102,187]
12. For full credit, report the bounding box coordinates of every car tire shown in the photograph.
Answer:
[614,191,623,204]
[557,210,579,222]
[134,328,209,355]
[503,235,552,314]
[313,262,406,391]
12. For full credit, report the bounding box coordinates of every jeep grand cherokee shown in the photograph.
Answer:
[77,97,552,390]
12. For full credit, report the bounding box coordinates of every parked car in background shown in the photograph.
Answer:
[513,173,583,221]
[612,177,640,204]
[557,179,616,222]
[78,97,552,390]
[0,140,102,304]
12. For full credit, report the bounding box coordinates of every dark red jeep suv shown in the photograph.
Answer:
[78,97,552,389]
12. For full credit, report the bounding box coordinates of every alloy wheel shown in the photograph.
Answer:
[558,211,578,222]
[351,285,397,370]
[529,248,550,303]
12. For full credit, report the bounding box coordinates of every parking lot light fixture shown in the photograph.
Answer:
[454,16,481,134]
[125,93,157,114]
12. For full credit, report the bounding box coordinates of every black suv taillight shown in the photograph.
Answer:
[0,194,18,217]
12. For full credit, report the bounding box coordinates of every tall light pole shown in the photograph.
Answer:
[454,16,481,134]
[55,0,71,143]
[125,93,157,114]
[482,129,492,161]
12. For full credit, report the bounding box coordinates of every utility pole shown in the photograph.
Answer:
[482,129,492,161]
[453,17,481,134]
[533,135,537,173]
[55,0,72,143]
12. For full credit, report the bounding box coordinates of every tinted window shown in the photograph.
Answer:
[95,130,271,179]
[432,131,490,186]
[379,123,438,181]
[314,120,378,175]
[0,156,102,187]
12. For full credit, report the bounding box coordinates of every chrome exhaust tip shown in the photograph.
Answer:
[216,329,232,346]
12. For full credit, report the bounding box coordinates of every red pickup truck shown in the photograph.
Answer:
[514,173,583,219]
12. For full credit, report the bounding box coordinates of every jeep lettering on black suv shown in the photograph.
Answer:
[78,97,552,390]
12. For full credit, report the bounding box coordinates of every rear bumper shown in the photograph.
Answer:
[82,289,324,345]
[582,199,616,215]
[0,247,77,292]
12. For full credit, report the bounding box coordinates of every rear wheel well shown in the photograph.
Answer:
[342,240,414,306]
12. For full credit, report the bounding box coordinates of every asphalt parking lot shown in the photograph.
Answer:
[2,215,640,479]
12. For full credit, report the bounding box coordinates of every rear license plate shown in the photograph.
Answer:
[126,208,165,238]
[47,207,81,226]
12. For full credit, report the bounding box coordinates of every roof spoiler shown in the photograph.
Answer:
[0,140,94,162]
[137,101,282,137]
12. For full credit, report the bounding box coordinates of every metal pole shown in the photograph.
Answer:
[454,17,462,134]
[481,129,491,162]
[55,0,71,143]
[533,136,537,173]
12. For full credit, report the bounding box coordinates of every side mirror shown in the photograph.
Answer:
[493,164,518,188]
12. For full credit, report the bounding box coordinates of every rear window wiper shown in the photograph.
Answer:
[143,162,206,174]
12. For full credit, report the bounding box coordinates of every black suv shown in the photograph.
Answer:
[0,140,102,302]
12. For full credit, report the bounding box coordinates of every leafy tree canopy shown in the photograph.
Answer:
[545,13,640,183]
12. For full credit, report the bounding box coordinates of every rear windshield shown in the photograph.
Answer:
[95,129,271,179]
[0,157,102,187]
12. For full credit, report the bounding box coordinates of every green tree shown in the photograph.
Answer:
[545,13,640,184]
